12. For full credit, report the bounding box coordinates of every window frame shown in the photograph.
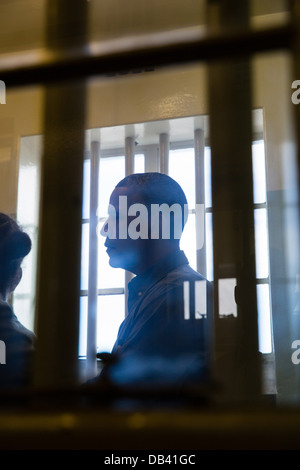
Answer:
[79,133,272,357]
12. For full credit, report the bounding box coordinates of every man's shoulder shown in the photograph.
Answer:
[146,263,211,303]
[165,263,208,285]
[0,302,35,346]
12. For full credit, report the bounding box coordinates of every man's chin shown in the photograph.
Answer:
[108,255,121,269]
[107,252,133,271]
[107,253,126,270]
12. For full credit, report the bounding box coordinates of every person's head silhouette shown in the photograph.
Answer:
[0,213,31,301]
[101,172,188,274]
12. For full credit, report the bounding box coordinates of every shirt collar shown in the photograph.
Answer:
[0,299,14,317]
[128,249,189,297]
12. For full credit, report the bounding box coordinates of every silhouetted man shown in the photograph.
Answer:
[98,172,212,389]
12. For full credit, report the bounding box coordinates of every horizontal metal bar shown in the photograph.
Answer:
[80,288,124,296]
[0,24,294,88]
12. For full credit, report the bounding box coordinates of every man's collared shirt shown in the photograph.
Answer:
[0,300,35,389]
[112,250,212,367]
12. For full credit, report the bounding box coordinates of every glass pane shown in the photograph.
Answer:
[15,135,42,331]
[79,294,125,356]
[169,148,195,209]
[98,241,125,289]
[250,0,289,30]
[180,212,197,271]
[218,278,238,317]
[205,212,214,282]
[78,296,88,357]
[254,208,270,279]
[1,0,299,422]
[98,156,125,217]
[0,1,46,54]
[83,153,144,220]
[89,0,206,42]
[81,218,125,291]
[12,296,34,334]
[257,284,272,354]
[82,159,90,220]
[252,50,300,404]
[252,141,267,204]
[205,147,212,208]
[98,156,125,289]
[135,153,145,173]
[97,294,125,353]
[80,222,89,291]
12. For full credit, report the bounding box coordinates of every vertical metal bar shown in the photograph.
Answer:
[33,0,88,389]
[274,0,300,403]
[292,1,300,203]
[125,136,135,315]
[125,136,135,176]
[194,128,206,277]
[207,0,261,402]
[292,0,300,404]
[159,133,169,174]
[86,131,100,377]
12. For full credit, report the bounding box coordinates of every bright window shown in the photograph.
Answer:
[79,152,145,356]
[168,140,272,353]
[15,120,272,363]
[14,135,42,332]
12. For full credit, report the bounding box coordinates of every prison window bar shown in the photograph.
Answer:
[194,128,207,278]
[86,131,101,377]
[125,136,135,316]
[82,130,210,362]
[183,280,207,320]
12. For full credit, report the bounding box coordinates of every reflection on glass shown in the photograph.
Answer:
[169,148,195,208]
[205,147,212,208]
[205,213,214,282]
[183,279,207,319]
[80,222,89,291]
[15,136,42,331]
[135,154,145,173]
[97,294,125,353]
[83,153,144,220]
[257,284,272,354]
[252,141,267,204]
[82,160,90,220]
[180,213,197,271]
[254,208,270,279]
[12,297,32,334]
[78,296,88,357]
[80,150,145,355]
[79,294,125,356]
[98,156,125,217]
[218,278,237,317]
[98,239,125,289]
[16,128,272,367]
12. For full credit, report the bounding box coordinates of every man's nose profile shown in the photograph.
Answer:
[100,219,108,238]
[99,214,117,241]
